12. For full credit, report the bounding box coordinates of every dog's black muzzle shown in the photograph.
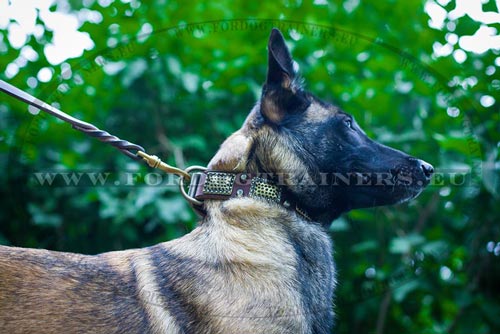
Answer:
[391,158,434,187]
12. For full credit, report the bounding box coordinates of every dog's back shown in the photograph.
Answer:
[0,246,149,333]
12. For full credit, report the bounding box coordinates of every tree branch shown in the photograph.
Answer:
[375,290,392,334]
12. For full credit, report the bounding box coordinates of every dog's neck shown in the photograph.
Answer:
[203,111,343,227]
[201,196,317,233]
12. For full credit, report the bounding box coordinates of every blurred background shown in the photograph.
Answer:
[0,0,499,333]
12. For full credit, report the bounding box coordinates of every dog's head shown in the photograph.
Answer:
[209,29,433,225]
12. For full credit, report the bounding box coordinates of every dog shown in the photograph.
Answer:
[0,28,433,334]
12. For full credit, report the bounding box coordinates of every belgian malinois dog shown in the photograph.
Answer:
[0,28,433,334]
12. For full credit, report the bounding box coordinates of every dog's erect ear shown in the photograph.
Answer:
[207,130,253,172]
[266,28,295,88]
[261,28,308,124]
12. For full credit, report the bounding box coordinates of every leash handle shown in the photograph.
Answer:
[0,79,145,160]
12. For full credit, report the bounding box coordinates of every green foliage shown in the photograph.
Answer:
[1,1,499,333]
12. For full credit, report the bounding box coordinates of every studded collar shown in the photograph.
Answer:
[187,171,311,220]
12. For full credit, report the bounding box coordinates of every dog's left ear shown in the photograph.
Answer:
[207,130,254,172]
[261,28,308,124]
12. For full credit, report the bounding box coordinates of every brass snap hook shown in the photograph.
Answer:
[137,151,191,180]
[137,151,206,206]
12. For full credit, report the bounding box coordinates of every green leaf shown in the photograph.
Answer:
[482,148,500,198]
[352,240,379,253]
[432,133,472,155]
[393,279,420,302]
[27,203,62,228]
[156,196,191,224]
[389,234,425,254]
[329,216,350,232]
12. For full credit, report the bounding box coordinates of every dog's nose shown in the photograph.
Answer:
[419,160,434,179]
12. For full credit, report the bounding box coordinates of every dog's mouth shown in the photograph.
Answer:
[381,160,434,203]
[335,163,432,189]
[390,159,433,188]
[390,167,414,186]
[331,159,434,210]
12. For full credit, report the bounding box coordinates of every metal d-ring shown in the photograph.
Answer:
[179,166,207,206]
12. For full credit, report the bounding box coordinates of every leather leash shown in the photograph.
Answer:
[0,79,190,179]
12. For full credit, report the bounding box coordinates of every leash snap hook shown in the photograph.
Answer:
[137,151,206,207]
[137,151,191,180]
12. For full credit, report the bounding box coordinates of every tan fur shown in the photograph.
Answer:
[166,200,309,333]
[305,103,338,123]
[208,129,254,172]
[133,255,181,334]
[0,195,318,333]
[261,95,285,124]
[0,248,140,333]
[210,108,312,191]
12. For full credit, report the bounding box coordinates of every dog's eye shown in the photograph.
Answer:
[344,119,353,129]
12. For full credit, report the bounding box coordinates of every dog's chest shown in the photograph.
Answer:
[147,214,335,334]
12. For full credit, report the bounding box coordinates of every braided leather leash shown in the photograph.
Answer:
[0,79,192,179]
[0,80,144,160]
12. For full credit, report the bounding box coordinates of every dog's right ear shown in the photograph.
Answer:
[261,28,308,124]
